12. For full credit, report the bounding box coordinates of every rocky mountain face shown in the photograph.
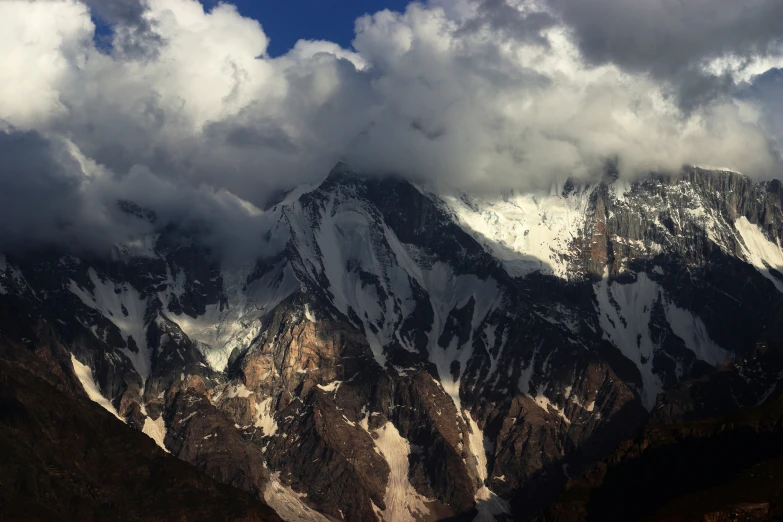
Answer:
[1,164,782,521]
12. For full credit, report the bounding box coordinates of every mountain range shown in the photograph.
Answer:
[2,163,783,521]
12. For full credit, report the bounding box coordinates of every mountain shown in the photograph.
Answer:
[1,163,782,521]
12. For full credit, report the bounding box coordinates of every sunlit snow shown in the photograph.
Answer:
[70,353,124,422]
[735,216,783,293]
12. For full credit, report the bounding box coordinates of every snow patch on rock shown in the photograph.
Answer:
[254,397,278,437]
[530,388,570,424]
[304,303,316,322]
[371,421,431,522]
[317,380,342,393]
[665,301,731,366]
[464,411,510,521]
[69,270,151,382]
[517,350,537,396]
[594,271,663,409]
[142,415,168,452]
[263,472,330,522]
[226,383,254,399]
[359,415,433,521]
[70,354,124,422]
[735,216,783,293]
[595,271,728,409]
[423,263,502,411]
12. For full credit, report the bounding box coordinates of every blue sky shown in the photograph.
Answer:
[202,0,412,56]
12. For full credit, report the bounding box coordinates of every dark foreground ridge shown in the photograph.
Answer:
[0,330,282,522]
[534,398,783,522]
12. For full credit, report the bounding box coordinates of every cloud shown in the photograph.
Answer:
[0,0,780,257]
[0,0,94,128]
[0,127,280,262]
[344,2,780,187]
[457,0,556,44]
[0,128,144,254]
[85,0,162,57]
[741,68,783,158]
[544,0,783,108]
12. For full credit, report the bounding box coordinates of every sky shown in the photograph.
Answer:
[93,1,413,56]
[0,0,781,258]
[210,1,412,56]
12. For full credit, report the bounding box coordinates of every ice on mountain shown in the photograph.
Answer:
[69,269,152,382]
[422,263,502,411]
[309,196,406,366]
[665,301,730,366]
[483,324,508,380]
[368,421,431,521]
[169,262,299,372]
[595,271,729,410]
[595,271,664,410]
[433,186,591,279]
[303,303,316,322]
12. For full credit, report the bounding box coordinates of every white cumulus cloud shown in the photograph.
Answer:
[0,0,780,255]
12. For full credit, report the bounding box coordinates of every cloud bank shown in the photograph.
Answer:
[0,0,781,256]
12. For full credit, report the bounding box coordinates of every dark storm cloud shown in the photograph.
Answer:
[0,130,131,253]
[85,0,162,57]
[548,0,783,75]
[85,0,147,26]
[546,0,783,106]
[205,121,300,153]
[0,128,277,261]
[742,68,783,157]
[460,0,556,44]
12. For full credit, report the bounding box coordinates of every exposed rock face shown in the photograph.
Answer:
[1,164,782,521]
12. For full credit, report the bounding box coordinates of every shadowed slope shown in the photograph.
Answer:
[0,334,282,522]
